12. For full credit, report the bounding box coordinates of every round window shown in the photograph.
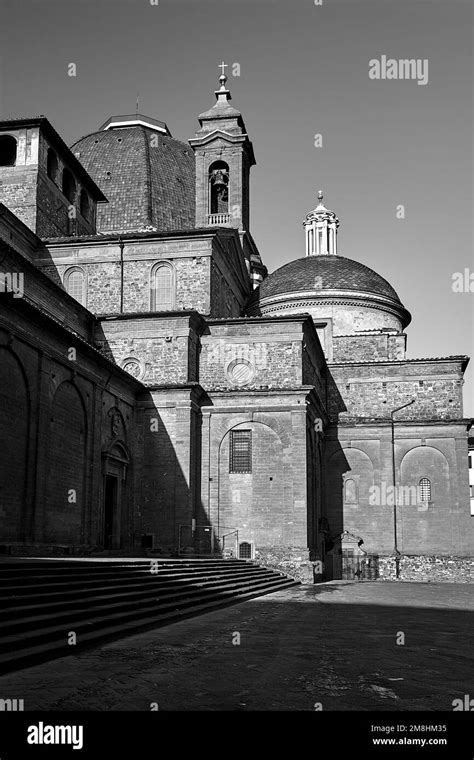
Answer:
[227,359,255,387]
[121,357,145,380]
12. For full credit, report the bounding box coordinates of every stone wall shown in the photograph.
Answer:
[255,546,317,584]
[138,387,202,553]
[332,332,406,363]
[0,126,97,238]
[324,421,474,556]
[377,555,473,582]
[258,301,404,338]
[96,313,202,384]
[200,317,325,391]
[200,389,320,562]
[39,230,252,318]
[329,359,465,421]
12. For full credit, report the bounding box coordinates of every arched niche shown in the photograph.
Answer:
[45,381,87,544]
[400,445,450,507]
[0,346,29,542]
[327,447,375,506]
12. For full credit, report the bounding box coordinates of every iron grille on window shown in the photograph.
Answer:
[230,430,252,473]
[418,477,431,502]
[239,542,252,559]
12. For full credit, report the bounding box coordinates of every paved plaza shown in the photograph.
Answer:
[1,581,473,711]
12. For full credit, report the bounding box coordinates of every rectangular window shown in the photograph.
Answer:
[230,430,252,473]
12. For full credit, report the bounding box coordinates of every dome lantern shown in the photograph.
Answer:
[303,190,340,256]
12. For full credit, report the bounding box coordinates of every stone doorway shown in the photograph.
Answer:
[103,475,118,549]
[101,443,129,550]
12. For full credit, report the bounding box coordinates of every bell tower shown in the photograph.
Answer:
[189,64,255,232]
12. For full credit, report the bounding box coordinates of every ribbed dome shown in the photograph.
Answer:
[71,122,195,233]
[250,255,402,304]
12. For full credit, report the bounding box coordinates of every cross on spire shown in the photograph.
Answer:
[218,61,228,78]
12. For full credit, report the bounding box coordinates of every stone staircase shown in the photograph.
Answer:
[0,558,298,674]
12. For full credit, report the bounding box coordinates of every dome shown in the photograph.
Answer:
[71,115,195,234]
[247,255,411,328]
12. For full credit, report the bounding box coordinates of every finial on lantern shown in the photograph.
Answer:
[318,189,324,202]
[218,61,228,89]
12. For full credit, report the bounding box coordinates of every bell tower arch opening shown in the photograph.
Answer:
[209,160,229,215]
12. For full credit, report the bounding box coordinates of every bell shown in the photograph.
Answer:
[212,169,227,187]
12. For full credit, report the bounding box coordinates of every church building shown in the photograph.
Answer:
[0,69,472,581]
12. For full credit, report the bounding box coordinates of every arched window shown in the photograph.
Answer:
[64,268,86,306]
[344,478,358,505]
[47,148,58,183]
[79,189,90,221]
[151,263,174,310]
[208,160,229,214]
[62,168,76,204]
[418,477,432,503]
[0,135,17,167]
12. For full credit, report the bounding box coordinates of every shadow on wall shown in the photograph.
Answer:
[94,323,218,558]
[321,367,350,579]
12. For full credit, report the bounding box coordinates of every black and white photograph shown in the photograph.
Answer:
[0,0,472,753]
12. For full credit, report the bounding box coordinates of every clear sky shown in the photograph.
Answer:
[1,0,473,415]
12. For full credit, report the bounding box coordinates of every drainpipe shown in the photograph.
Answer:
[390,399,415,578]
[118,236,124,313]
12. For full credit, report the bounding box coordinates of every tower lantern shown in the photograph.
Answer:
[303,190,340,256]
